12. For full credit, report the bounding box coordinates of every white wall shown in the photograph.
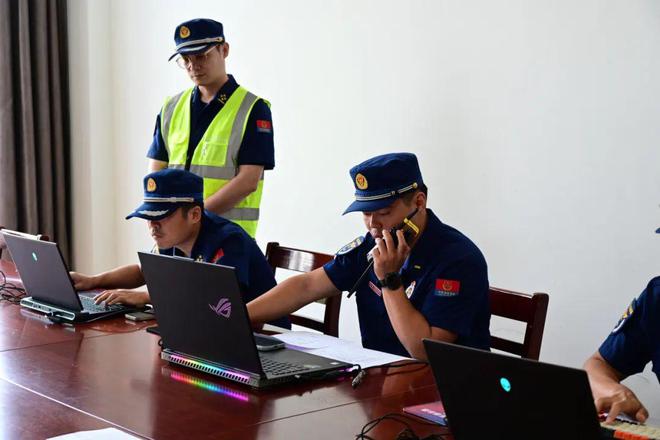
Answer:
[69,0,660,413]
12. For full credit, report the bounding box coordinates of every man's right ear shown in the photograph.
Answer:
[415,191,427,210]
[192,206,203,222]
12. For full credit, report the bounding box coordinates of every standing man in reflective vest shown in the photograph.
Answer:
[147,18,274,237]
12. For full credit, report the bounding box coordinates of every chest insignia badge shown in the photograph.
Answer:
[405,281,416,298]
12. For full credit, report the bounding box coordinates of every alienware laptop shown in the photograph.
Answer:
[423,339,605,440]
[138,252,352,388]
[2,231,139,322]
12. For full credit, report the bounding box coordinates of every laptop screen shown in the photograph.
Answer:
[423,339,602,439]
[138,252,263,375]
[3,232,82,311]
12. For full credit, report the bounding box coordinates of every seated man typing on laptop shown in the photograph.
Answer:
[584,274,660,424]
[247,153,491,360]
[71,169,289,328]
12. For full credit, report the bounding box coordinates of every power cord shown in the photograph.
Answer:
[294,363,364,387]
[298,360,427,388]
[372,360,428,370]
[370,360,429,377]
[0,269,26,304]
[355,413,449,440]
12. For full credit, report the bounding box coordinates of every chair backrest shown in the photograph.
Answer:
[489,287,549,360]
[0,227,50,260]
[265,242,340,337]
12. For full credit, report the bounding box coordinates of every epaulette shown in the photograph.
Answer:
[336,236,365,256]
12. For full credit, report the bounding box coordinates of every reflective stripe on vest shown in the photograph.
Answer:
[160,86,267,237]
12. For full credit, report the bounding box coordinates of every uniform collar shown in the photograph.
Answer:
[189,211,231,260]
[191,74,239,105]
[157,212,227,260]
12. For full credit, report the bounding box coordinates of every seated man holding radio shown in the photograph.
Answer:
[247,153,490,360]
[71,168,289,328]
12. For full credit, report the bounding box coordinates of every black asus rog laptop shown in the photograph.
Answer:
[423,339,605,440]
[138,252,352,388]
[3,231,139,322]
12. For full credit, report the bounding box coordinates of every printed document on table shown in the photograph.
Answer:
[273,331,410,368]
[48,428,140,440]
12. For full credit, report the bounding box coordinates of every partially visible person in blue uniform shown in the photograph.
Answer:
[247,153,490,360]
[70,169,289,328]
[584,269,660,423]
[147,18,274,238]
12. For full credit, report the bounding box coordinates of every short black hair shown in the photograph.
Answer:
[179,202,203,217]
[401,184,428,203]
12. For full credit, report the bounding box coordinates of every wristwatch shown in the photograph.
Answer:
[379,272,402,290]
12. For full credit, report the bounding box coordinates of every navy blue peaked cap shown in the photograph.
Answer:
[126,169,203,221]
[343,153,424,215]
[168,18,224,61]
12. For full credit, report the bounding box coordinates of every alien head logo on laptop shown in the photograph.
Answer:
[209,298,232,318]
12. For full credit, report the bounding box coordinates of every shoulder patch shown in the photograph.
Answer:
[612,298,637,334]
[434,279,461,297]
[336,236,365,256]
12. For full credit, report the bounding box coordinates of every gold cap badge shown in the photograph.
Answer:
[147,178,157,192]
[355,173,368,190]
[179,26,190,39]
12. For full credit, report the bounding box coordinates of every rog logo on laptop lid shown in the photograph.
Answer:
[209,298,232,318]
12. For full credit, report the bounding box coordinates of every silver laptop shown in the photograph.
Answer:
[2,231,139,322]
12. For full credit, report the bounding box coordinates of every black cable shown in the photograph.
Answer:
[293,363,363,386]
[355,413,449,440]
[370,360,428,370]
[347,260,375,299]
[365,360,428,377]
[346,361,428,388]
[0,269,26,304]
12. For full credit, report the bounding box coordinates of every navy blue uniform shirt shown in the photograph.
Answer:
[158,211,289,328]
[599,277,660,382]
[147,75,275,170]
[323,209,491,357]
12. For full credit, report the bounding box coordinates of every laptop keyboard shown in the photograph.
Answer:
[79,295,124,313]
[600,420,660,439]
[259,356,310,376]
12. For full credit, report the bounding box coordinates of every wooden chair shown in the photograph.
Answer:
[0,226,50,260]
[489,287,549,360]
[265,242,341,337]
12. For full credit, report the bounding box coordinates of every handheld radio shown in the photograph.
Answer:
[347,208,420,298]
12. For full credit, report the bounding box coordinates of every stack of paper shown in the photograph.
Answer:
[273,331,411,368]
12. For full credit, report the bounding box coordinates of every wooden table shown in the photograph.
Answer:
[0,377,116,439]
[0,260,448,439]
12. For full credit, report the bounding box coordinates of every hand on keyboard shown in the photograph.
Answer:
[596,386,648,424]
[93,290,150,307]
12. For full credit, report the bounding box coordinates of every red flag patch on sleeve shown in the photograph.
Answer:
[256,120,272,133]
[434,279,460,297]
[212,248,224,263]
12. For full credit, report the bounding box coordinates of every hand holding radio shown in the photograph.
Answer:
[372,228,412,280]
[347,209,420,298]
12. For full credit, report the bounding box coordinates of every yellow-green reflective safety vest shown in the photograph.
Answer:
[160,86,268,237]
